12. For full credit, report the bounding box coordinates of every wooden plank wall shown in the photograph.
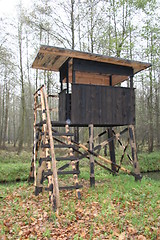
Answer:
[59,89,67,121]
[71,84,135,126]
[59,90,72,122]
[64,67,128,86]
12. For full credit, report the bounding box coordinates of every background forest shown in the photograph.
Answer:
[0,0,160,153]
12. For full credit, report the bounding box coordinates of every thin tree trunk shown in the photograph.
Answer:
[18,14,25,153]
[13,95,16,147]
[71,0,75,50]
[3,81,9,147]
[148,32,154,153]
[0,86,5,147]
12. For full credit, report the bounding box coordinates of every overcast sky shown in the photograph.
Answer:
[0,0,32,16]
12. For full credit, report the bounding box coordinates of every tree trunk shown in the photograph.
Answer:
[17,11,25,154]
[0,85,5,147]
[71,0,75,50]
[3,81,9,147]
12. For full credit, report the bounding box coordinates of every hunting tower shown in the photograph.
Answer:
[30,46,151,211]
[32,46,150,127]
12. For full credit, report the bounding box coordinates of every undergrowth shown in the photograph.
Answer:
[0,149,160,183]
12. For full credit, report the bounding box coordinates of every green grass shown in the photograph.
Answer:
[0,150,31,182]
[0,148,160,183]
[138,151,160,172]
[0,149,160,239]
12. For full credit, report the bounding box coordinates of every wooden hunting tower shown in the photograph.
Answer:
[30,46,151,210]
[32,45,151,127]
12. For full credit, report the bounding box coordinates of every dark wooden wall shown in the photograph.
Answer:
[61,60,130,86]
[59,89,67,121]
[71,84,135,126]
[59,90,71,122]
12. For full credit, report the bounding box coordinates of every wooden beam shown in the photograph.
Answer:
[128,125,141,181]
[72,59,76,83]
[43,87,60,212]
[74,127,79,172]
[73,58,134,76]
[130,75,133,88]
[60,71,63,91]
[108,128,116,173]
[89,124,95,187]
[33,94,38,186]
[65,61,70,121]
[109,75,112,86]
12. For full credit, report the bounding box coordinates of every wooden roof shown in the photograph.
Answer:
[32,45,151,76]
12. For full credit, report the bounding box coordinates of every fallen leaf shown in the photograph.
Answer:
[119,231,126,240]
[1,235,6,240]
[137,235,146,240]
[30,217,36,222]
[128,227,137,234]
[19,230,23,236]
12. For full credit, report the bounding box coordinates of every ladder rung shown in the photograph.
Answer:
[35,120,46,127]
[56,156,78,161]
[41,144,50,148]
[52,132,74,136]
[58,163,70,170]
[39,157,51,164]
[43,169,80,177]
[51,121,67,127]
[40,132,74,137]
[43,170,52,177]
[48,94,58,98]
[54,144,74,148]
[40,156,51,161]
[57,170,80,175]
[59,185,83,190]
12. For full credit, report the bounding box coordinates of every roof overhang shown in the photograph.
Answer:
[32,45,151,77]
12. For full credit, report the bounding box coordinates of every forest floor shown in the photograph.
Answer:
[0,150,160,239]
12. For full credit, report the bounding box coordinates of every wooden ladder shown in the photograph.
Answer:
[27,85,60,211]
[29,85,82,212]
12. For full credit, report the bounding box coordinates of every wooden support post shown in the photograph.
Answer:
[89,124,95,187]
[33,94,38,186]
[74,127,79,172]
[104,145,107,156]
[109,75,112,86]
[108,127,116,173]
[66,61,70,121]
[130,75,133,89]
[60,71,63,91]
[72,60,76,84]
[128,125,141,181]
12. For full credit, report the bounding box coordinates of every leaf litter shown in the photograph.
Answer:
[0,180,160,239]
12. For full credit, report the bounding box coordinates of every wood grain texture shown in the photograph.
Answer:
[32,45,151,76]
[71,84,135,126]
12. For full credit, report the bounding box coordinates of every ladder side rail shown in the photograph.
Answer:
[33,93,38,186]
[40,88,53,203]
[43,86,60,211]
